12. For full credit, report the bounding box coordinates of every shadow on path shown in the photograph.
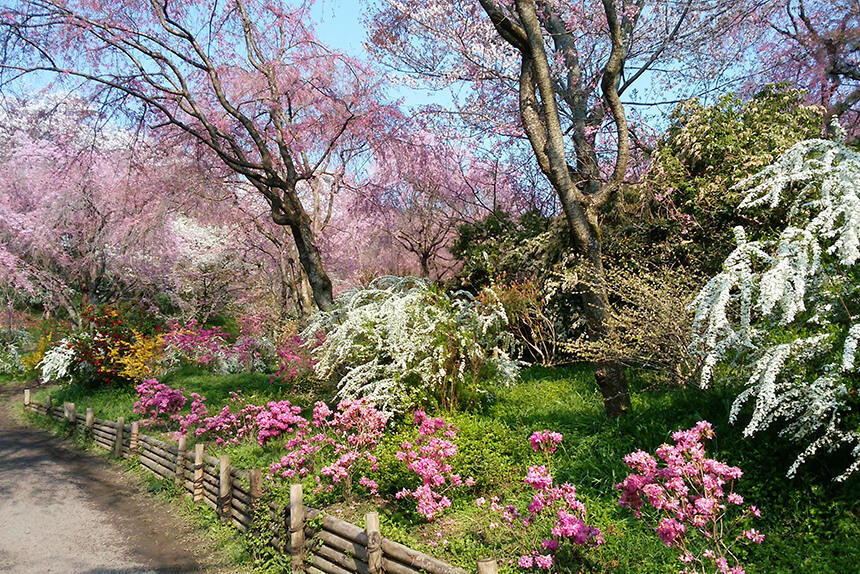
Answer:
[0,381,230,574]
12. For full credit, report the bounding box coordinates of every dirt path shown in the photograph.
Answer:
[0,381,244,574]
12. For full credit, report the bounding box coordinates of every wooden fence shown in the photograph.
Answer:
[22,390,499,574]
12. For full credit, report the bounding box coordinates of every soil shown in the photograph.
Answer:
[0,381,246,574]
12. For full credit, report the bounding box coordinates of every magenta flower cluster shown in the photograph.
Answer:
[529,430,562,454]
[160,389,306,447]
[269,399,388,499]
[131,381,386,498]
[272,333,320,383]
[616,421,764,574]
[395,411,476,521]
[177,391,262,445]
[132,378,187,426]
[478,430,602,571]
[256,400,309,446]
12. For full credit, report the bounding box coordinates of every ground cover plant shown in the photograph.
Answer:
[28,364,860,573]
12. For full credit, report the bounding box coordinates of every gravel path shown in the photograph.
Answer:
[0,382,242,574]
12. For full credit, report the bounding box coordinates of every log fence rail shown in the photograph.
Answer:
[22,391,495,574]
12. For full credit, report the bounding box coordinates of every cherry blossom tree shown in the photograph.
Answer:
[749,1,859,138]
[218,182,324,320]
[362,121,527,278]
[0,96,189,323]
[0,0,390,311]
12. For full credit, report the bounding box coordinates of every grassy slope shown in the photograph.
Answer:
[28,366,859,573]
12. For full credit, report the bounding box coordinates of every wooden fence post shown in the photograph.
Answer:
[366,512,382,574]
[23,389,29,407]
[130,422,140,454]
[193,443,204,502]
[477,558,499,574]
[289,483,305,573]
[249,468,262,501]
[219,454,232,523]
[249,468,262,526]
[45,395,52,415]
[85,408,94,438]
[175,436,187,489]
[66,403,76,433]
[113,417,124,458]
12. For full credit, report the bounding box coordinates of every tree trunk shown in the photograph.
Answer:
[289,215,334,312]
[567,223,631,418]
[419,253,431,278]
[298,271,315,318]
[594,361,629,418]
[501,0,631,418]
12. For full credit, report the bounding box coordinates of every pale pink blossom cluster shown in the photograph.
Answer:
[269,399,388,499]
[477,430,602,571]
[163,320,232,366]
[395,411,476,521]
[616,421,764,574]
[132,378,187,426]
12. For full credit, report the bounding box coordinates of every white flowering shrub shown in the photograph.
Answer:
[0,328,32,375]
[37,338,82,384]
[211,352,247,375]
[0,343,22,374]
[689,136,860,480]
[305,277,518,413]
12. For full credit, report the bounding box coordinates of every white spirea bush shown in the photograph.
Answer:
[0,343,22,374]
[304,276,518,413]
[689,137,860,480]
[38,338,80,384]
[0,329,33,374]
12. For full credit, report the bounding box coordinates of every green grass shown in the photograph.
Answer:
[26,365,860,573]
[0,372,21,384]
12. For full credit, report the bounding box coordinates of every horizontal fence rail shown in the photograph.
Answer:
[23,390,494,574]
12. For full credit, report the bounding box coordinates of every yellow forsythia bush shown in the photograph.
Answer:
[110,330,165,381]
[21,333,52,373]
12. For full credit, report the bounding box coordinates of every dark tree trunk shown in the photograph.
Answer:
[289,215,334,312]
[594,361,629,418]
[419,253,431,278]
[567,216,631,419]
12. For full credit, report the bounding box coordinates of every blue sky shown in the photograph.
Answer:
[311,1,367,55]
[311,0,453,109]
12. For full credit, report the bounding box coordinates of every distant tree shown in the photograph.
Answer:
[0,98,186,323]
[1,0,390,311]
[749,1,860,138]
[364,122,526,279]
